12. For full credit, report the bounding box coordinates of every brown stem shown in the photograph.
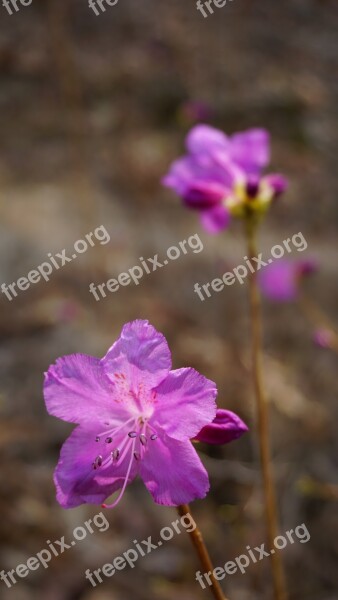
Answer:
[245,219,288,600]
[177,504,229,600]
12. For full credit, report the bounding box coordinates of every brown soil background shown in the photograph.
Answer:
[0,1,337,599]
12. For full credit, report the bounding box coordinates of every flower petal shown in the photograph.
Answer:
[264,173,288,198]
[259,259,317,302]
[313,328,335,349]
[186,124,229,155]
[102,320,172,394]
[54,425,138,508]
[183,181,226,209]
[200,204,231,234]
[230,128,270,174]
[162,153,232,197]
[152,368,217,441]
[195,409,248,445]
[162,156,201,195]
[44,354,125,425]
[139,433,210,505]
[258,260,298,301]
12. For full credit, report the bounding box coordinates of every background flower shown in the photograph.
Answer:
[162,125,287,233]
[258,259,317,302]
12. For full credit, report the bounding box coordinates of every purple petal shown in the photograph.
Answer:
[200,204,231,234]
[264,173,288,198]
[313,328,335,349]
[186,124,229,156]
[102,320,172,395]
[183,181,226,209]
[230,128,270,174]
[139,432,209,505]
[259,260,317,302]
[195,409,248,445]
[44,354,127,425]
[259,261,298,301]
[162,156,201,195]
[162,152,233,198]
[54,425,138,508]
[152,368,217,442]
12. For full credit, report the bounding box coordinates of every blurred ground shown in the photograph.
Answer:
[0,0,337,599]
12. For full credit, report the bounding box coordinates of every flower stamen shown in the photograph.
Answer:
[102,437,137,509]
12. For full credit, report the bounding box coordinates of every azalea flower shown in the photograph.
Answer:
[258,259,317,302]
[44,320,247,509]
[313,328,336,349]
[162,124,287,233]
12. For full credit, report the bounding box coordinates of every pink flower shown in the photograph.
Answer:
[313,329,336,349]
[44,320,247,509]
[162,125,287,234]
[258,259,317,302]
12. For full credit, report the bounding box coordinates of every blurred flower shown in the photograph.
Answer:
[258,259,317,301]
[44,320,247,509]
[313,328,336,349]
[162,124,287,234]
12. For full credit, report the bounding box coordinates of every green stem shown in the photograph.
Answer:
[245,218,288,600]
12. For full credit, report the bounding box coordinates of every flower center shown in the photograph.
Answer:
[225,178,273,218]
[92,416,159,509]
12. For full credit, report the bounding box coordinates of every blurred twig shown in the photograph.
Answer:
[298,476,338,501]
